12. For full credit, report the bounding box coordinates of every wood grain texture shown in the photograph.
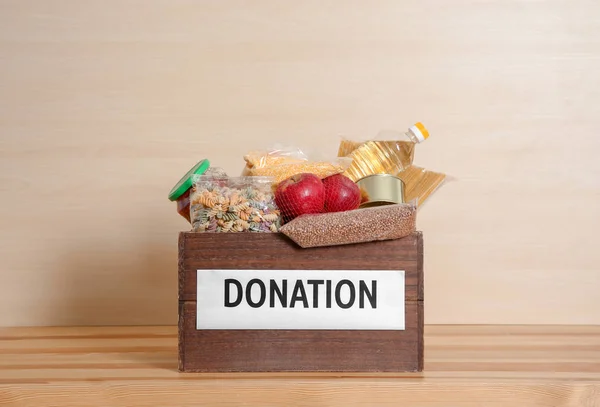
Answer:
[1,0,600,327]
[178,232,423,372]
[179,301,423,373]
[1,326,600,407]
[178,232,423,301]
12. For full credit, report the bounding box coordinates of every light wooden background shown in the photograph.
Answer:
[1,0,599,327]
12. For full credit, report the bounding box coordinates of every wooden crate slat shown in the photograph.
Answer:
[179,301,423,372]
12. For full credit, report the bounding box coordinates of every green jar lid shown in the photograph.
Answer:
[168,159,210,201]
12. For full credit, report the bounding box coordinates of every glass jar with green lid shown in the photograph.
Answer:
[168,159,210,223]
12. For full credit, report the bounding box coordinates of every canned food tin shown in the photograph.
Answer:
[356,174,405,208]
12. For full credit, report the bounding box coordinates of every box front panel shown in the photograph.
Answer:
[178,232,423,372]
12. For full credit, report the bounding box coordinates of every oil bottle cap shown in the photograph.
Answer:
[409,122,430,143]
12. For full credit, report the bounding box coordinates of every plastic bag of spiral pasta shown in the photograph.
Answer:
[190,175,282,233]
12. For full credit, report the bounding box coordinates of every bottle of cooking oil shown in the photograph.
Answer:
[375,122,430,143]
[343,122,430,182]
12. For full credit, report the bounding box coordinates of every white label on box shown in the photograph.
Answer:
[196,269,405,330]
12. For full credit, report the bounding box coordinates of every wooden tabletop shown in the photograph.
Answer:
[1,326,599,406]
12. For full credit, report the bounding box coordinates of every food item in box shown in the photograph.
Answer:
[342,140,415,182]
[190,176,281,232]
[338,122,429,181]
[337,139,365,158]
[243,147,308,171]
[280,203,416,248]
[168,159,211,223]
[375,122,430,144]
[338,119,428,158]
[246,159,351,184]
[243,147,352,184]
[322,174,361,213]
[275,173,362,223]
[356,174,405,208]
[275,173,325,223]
[338,122,447,207]
[397,165,446,207]
[204,167,229,177]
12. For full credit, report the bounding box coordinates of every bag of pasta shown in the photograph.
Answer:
[397,165,446,208]
[242,145,352,185]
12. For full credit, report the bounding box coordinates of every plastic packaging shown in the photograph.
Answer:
[375,122,430,143]
[190,175,281,233]
[337,122,429,158]
[243,146,308,171]
[243,146,352,184]
[341,140,415,182]
[397,165,446,207]
[280,203,417,248]
[337,139,365,158]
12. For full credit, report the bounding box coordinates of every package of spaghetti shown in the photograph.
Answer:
[397,165,446,207]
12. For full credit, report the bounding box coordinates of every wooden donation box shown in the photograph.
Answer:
[178,232,424,372]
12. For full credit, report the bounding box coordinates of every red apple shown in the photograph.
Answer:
[275,173,325,222]
[323,174,361,213]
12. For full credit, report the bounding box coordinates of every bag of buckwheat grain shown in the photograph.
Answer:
[280,202,417,248]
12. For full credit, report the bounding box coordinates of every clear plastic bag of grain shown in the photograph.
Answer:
[242,146,352,185]
[280,203,417,248]
[190,175,281,233]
